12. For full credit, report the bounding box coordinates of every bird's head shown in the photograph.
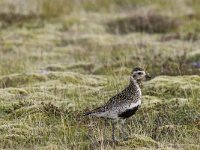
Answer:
[131,67,151,81]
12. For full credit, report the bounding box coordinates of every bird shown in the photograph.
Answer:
[83,67,151,142]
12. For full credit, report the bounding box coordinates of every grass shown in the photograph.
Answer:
[0,0,200,149]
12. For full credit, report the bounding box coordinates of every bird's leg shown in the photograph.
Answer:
[87,118,94,139]
[119,119,125,138]
[111,120,116,142]
[103,119,108,140]
[120,119,128,140]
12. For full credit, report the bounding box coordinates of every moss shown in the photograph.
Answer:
[6,88,28,95]
[0,133,44,149]
[0,123,30,135]
[67,62,95,74]
[25,92,60,102]
[8,105,41,119]
[0,122,46,148]
[142,95,164,107]
[0,134,26,148]
[0,90,17,101]
[45,65,66,72]
[46,72,106,87]
[121,134,159,148]
[0,0,200,149]
[0,105,12,117]
[183,144,200,150]
[0,73,47,88]
[59,74,82,84]
[0,71,105,90]
[144,75,200,98]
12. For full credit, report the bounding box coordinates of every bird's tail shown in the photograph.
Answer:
[83,111,93,116]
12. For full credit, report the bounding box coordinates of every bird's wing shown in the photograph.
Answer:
[83,88,130,115]
[100,89,130,111]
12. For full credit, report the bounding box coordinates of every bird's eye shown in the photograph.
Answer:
[138,72,143,75]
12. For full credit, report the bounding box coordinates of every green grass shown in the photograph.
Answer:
[0,0,200,149]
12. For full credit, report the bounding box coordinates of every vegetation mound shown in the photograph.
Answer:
[106,12,179,34]
[0,0,199,149]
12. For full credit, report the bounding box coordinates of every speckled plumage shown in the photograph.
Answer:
[84,68,144,120]
[84,67,150,141]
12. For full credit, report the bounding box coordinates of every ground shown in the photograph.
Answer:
[0,0,200,149]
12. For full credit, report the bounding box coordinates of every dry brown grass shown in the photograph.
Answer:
[106,11,180,34]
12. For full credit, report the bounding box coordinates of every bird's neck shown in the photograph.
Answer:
[129,77,142,97]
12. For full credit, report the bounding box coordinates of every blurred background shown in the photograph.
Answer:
[0,0,200,76]
[0,0,199,149]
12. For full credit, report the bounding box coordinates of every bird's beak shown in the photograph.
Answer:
[145,74,151,80]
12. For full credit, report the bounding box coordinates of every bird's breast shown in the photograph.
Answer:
[130,99,141,108]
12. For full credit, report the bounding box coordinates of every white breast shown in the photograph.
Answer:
[130,99,141,109]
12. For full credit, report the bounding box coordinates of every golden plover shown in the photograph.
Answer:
[84,67,151,141]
